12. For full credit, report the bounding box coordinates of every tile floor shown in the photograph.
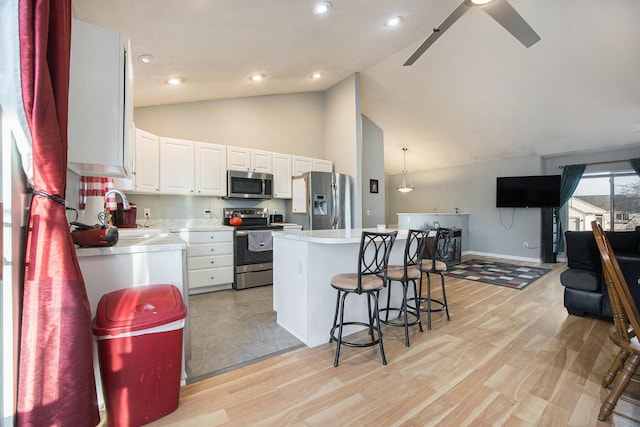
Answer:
[186,285,303,383]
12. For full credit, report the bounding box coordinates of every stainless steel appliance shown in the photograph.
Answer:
[226,170,273,199]
[223,208,282,289]
[289,171,352,230]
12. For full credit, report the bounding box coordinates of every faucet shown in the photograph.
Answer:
[103,189,130,228]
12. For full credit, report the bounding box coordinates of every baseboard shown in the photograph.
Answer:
[464,251,544,264]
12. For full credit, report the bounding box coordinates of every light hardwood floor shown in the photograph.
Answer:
[147,257,640,426]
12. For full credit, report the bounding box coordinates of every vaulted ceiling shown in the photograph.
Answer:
[73,0,640,175]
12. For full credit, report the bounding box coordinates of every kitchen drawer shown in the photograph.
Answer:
[188,254,233,270]
[187,242,233,257]
[188,267,234,288]
[178,230,233,244]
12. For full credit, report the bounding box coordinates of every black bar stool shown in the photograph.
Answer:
[418,228,451,330]
[329,230,398,367]
[381,229,428,347]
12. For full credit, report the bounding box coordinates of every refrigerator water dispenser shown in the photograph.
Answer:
[313,194,327,216]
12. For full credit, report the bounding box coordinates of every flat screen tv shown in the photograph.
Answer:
[496,175,561,208]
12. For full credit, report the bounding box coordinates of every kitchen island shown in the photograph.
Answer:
[272,228,409,348]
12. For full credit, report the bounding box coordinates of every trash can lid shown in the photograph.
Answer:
[93,284,187,336]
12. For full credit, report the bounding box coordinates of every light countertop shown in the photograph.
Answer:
[273,228,408,244]
[397,212,470,216]
[75,228,187,257]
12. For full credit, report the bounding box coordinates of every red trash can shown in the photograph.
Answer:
[93,284,187,427]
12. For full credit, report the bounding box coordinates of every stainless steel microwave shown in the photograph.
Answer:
[226,170,273,199]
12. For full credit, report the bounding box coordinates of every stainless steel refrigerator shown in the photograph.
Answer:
[288,171,352,230]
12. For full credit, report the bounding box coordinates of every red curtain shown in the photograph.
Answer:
[17,0,99,425]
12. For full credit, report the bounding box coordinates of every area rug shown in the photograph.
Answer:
[444,259,551,290]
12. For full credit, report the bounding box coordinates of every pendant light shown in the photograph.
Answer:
[397,147,414,193]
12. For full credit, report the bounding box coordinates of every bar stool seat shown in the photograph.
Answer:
[380,229,428,347]
[329,231,397,367]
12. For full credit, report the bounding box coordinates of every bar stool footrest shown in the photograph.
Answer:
[379,307,421,327]
[330,321,381,348]
[408,298,447,313]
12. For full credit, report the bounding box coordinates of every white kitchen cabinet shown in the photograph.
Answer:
[292,156,312,176]
[195,142,226,196]
[226,146,251,171]
[272,153,292,199]
[251,149,272,173]
[68,19,133,178]
[313,158,333,172]
[175,229,235,294]
[160,137,195,195]
[133,129,160,193]
[227,146,272,173]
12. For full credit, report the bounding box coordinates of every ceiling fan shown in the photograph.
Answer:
[404,0,540,66]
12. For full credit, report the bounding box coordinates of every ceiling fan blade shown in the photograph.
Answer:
[482,0,540,47]
[403,2,471,66]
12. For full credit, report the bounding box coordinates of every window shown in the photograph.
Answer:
[568,170,640,231]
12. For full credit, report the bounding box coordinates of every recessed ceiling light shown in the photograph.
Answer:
[469,0,494,5]
[138,54,155,64]
[311,72,322,80]
[312,2,332,15]
[167,77,184,85]
[385,16,403,27]
[250,74,265,81]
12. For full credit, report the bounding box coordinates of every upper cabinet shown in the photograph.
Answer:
[313,158,333,173]
[292,156,313,176]
[133,129,160,193]
[195,142,226,196]
[120,130,331,199]
[227,146,272,173]
[272,153,292,199]
[292,156,332,176]
[67,19,133,178]
[160,137,195,195]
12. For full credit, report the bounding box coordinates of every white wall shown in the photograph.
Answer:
[133,92,325,157]
[362,115,385,227]
[387,155,544,261]
[323,73,362,228]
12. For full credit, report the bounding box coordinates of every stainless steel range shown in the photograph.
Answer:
[223,208,283,290]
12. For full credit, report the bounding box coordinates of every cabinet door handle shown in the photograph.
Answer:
[210,261,215,264]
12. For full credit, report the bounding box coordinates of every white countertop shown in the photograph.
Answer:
[273,228,408,244]
[75,228,187,257]
[397,212,470,216]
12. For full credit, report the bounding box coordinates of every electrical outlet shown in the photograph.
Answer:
[523,241,529,248]
[144,208,151,218]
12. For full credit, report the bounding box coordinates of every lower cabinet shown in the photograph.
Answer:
[175,229,234,294]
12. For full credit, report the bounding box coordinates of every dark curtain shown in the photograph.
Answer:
[630,158,640,177]
[16,0,99,424]
[557,164,586,252]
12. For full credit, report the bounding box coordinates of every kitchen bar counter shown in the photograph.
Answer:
[272,228,409,347]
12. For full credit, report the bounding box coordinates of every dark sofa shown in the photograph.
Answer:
[560,228,640,318]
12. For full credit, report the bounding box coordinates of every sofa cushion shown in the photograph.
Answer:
[565,230,640,273]
[560,269,601,292]
[565,231,601,273]
[607,232,640,253]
